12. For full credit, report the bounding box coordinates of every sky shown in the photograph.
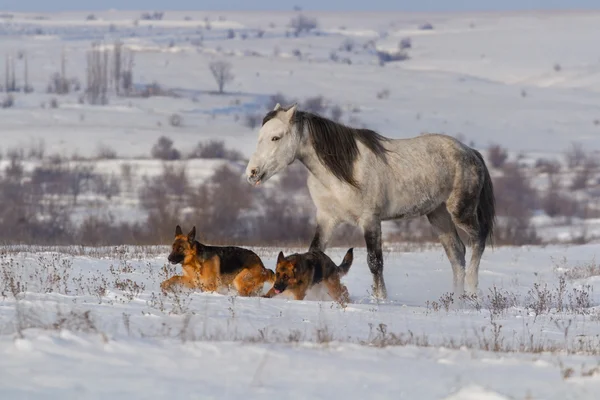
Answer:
[2,0,600,12]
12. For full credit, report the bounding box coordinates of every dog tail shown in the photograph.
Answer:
[338,248,354,276]
[263,268,276,284]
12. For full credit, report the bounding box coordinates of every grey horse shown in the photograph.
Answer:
[245,103,495,300]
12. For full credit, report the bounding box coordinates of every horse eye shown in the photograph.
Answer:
[271,136,280,142]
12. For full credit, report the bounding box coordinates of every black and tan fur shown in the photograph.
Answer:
[160,225,275,296]
[264,248,353,303]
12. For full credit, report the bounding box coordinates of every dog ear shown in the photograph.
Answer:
[187,226,196,242]
[175,225,183,236]
[277,251,285,264]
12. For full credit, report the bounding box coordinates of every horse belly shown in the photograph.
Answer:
[382,179,450,220]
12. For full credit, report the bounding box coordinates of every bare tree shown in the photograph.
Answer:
[4,54,8,92]
[487,144,508,169]
[113,40,122,95]
[4,54,16,92]
[23,52,32,93]
[209,60,234,94]
[85,43,109,105]
[289,14,317,35]
[112,40,134,95]
[151,136,181,160]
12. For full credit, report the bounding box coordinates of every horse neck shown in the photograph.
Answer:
[295,130,341,188]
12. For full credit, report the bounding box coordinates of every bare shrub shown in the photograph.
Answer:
[0,161,74,244]
[278,162,308,192]
[376,50,409,65]
[419,22,434,30]
[561,259,600,280]
[141,11,164,20]
[209,60,234,94]
[227,29,235,39]
[49,98,59,108]
[267,93,295,110]
[570,157,596,190]
[47,73,70,94]
[30,160,95,205]
[151,136,181,160]
[494,163,537,218]
[188,165,254,242]
[376,89,390,99]
[160,164,188,199]
[302,96,326,114]
[525,282,554,317]
[485,286,518,318]
[138,82,178,98]
[390,217,437,244]
[243,113,262,129]
[1,94,14,108]
[493,163,540,245]
[252,195,315,245]
[169,113,183,127]
[543,175,578,217]
[95,143,118,160]
[289,14,318,35]
[487,144,508,169]
[92,174,121,200]
[188,140,243,161]
[565,142,585,169]
[139,165,188,242]
[535,158,561,174]
[399,37,412,49]
[330,105,343,122]
[27,139,45,160]
[339,38,355,52]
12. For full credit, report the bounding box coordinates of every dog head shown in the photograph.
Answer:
[273,251,301,294]
[168,225,196,264]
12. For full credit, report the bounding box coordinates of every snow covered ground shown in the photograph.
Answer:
[1,244,600,399]
[1,10,600,157]
[2,8,600,398]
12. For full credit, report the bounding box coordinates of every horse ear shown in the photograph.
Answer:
[274,103,281,111]
[175,225,183,236]
[277,251,285,264]
[284,103,297,122]
[187,226,196,242]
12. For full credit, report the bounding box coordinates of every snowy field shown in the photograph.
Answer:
[3,9,600,242]
[1,244,600,399]
[1,10,600,157]
[2,8,600,399]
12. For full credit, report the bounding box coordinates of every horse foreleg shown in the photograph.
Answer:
[363,221,387,300]
[309,214,338,252]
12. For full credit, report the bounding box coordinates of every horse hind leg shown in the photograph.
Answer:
[427,205,466,297]
[446,193,484,295]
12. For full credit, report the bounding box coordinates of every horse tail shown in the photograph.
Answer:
[338,248,354,276]
[473,150,496,247]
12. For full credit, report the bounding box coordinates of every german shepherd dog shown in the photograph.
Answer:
[264,248,354,303]
[160,225,275,296]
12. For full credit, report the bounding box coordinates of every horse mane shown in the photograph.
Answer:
[262,108,389,187]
